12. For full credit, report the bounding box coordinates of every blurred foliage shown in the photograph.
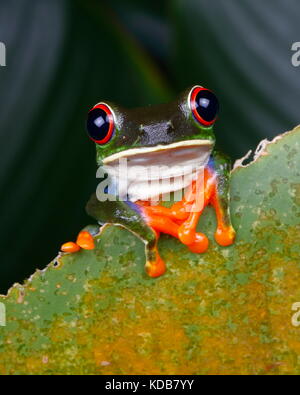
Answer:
[0,0,299,292]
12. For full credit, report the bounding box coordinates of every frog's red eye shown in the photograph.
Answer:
[86,103,115,144]
[190,86,219,126]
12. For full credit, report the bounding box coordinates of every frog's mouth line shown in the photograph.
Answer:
[102,139,213,165]
[102,140,214,202]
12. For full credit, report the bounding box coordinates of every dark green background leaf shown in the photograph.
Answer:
[171,0,300,155]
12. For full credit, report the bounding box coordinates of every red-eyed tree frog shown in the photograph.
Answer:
[61,86,236,278]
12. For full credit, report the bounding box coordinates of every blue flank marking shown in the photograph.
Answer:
[207,156,215,170]
[125,200,142,214]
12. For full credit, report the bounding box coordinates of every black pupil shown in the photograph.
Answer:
[194,90,219,123]
[87,108,111,142]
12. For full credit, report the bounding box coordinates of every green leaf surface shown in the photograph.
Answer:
[2,0,299,298]
[0,126,299,375]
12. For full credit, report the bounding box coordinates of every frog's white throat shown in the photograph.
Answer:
[102,139,213,202]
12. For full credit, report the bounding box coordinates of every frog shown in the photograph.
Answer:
[61,85,236,278]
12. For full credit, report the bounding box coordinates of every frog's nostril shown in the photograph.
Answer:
[167,121,175,134]
[139,127,148,142]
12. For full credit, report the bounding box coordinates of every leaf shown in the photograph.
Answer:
[0,126,299,375]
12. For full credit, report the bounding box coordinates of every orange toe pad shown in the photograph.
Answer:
[145,255,166,278]
[76,231,95,250]
[178,223,196,246]
[61,242,80,253]
[187,232,209,253]
[215,226,236,247]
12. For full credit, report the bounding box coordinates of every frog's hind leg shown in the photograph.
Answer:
[115,203,167,278]
[85,195,166,278]
[136,197,209,254]
[176,152,236,250]
[175,168,215,253]
[144,230,166,278]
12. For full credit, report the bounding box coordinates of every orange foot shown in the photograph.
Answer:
[61,231,95,253]
[137,167,236,259]
[215,225,236,247]
[187,232,209,253]
[145,253,166,278]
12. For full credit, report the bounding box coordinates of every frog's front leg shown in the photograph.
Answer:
[209,150,236,246]
[84,195,166,278]
[175,167,215,251]
[176,150,235,248]
[61,229,95,253]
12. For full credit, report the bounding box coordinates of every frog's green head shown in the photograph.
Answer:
[86,85,219,166]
